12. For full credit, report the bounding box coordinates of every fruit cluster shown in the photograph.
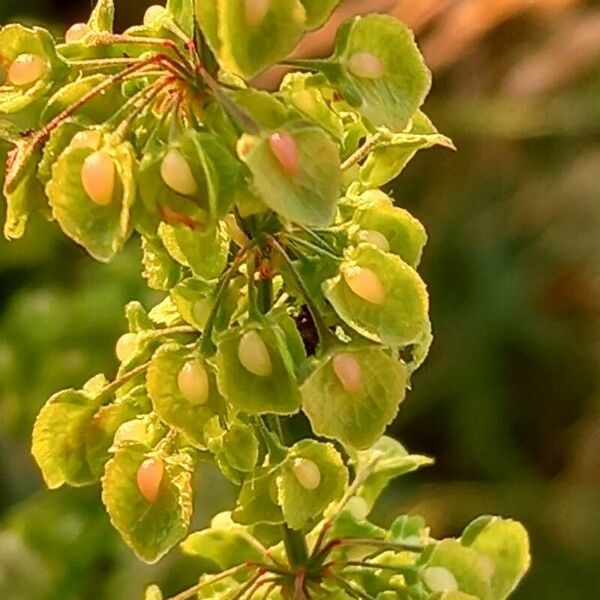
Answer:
[0,1,529,599]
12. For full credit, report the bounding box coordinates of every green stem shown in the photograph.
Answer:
[68,57,146,70]
[257,275,274,316]
[268,236,338,349]
[341,134,384,171]
[229,572,264,600]
[344,561,417,575]
[197,66,261,135]
[90,34,195,77]
[285,235,342,262]
[166,563,254,600]
[338,539,425,553]
[35,56,158,144]
[111,78,168,138]
[329,573,374,600]
[200,246,250,356]
[292,223,338,254]
[283,525,309,569]
[280,58,331,72]
[101,360,151,398]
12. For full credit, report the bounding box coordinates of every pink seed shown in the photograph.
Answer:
[137,458,164,503]
[332,353,362,393]
[81,151,115,206]
[269,132,299,176]
[8,54,47,87]
[65,23,90,44]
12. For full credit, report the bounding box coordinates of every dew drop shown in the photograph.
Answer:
[238,330,273,377]
[332,353,362,393]
[144,4,166,27]
[8,54,47,87]
[160,149,198,196]
[292,458,321,490]
[347,52,385,80]
[113,419,147,447]
[358,229,390,252]
[137,458,164,503]
[269,132,299,176]
[81,151,116,206]
[422,567,459,593]
[70,129,102,150]
[65,22,90,44]
[177,359,210,406]
[115,332,137,363]
[245,0,269,27]
[347,496,370,520]
[343,266,386,305]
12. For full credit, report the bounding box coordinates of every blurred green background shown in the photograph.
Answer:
[1,1,599,598]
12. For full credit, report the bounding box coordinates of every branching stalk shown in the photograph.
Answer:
[267,236,338,348]
[166,563,255,600]
[341,134,384,171]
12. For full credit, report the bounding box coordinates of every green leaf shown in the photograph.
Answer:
[148,297,183,327]
[170,277,216,330]
[0,119,21,143]
[126,301,155,332]
[461,517,530,600]
[277,439,347,530]
[205,0,307,79]
[300,0,340,29]
[37,119,89,185]
[330,509,387,541]
[323,245,429,346]
[159,222,229,281]
[85,385,153,478]
[431,594,479,600]
[239,123,341,227]
[41,75,125,125]
[3,146,45,239]
[389,514,429,546]
[353,437,433,509]
[231,88,289,129]
[166,0,195,37]
[360,113,454,186]
[46,141,136,262]
[351,189,428,267]
[205,418,259,475]
[31,380,106,488]
[279,73,344,140]
[266,307,307,375]
[139,131,243,231]
[88,0,115,32]
[327,15,431,130]
[0,25,68,116]
[180,527,263,571]
[194,0,220,54]
[232,465,285,526]
[425,540,492,600]
[102,443,194,563]
[141,236,183,291]
[145,585,163,600]
[215,322,302,415]
[301,347,408,450]
[147,344,225,448]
